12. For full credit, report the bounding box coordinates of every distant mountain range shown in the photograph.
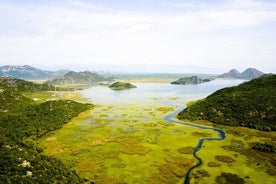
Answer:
[46,71,113,85]
[0,65,70,79]
[218,68,264,80]
[0,65,267,82]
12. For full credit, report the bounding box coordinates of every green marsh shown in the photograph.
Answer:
[37,82,276,183]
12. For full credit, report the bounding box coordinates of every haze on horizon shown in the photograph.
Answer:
[0,0,276,74]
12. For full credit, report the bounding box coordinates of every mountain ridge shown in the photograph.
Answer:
[219,68,264,80]
[0,65,70,79]
[46,71,113,85]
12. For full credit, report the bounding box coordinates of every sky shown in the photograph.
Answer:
[0,0,276,73]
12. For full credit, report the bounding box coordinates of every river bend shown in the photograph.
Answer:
[164,105,226,184]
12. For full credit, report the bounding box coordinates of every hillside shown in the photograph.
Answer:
[47,71,112,85]
[0,84,33,113]
[0,83,92,183]
[109,82,137,90]
[171,76,214,85]
[218,68,264,80]
[0,77,55,92]
[0,65,69,79]
[178,74,276,131]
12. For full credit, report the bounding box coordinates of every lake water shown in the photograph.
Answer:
[81,79,246,106]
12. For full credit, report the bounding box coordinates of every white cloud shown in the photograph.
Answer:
[0,0,276,73]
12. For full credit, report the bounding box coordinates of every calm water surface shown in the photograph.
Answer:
[81,79,246,105]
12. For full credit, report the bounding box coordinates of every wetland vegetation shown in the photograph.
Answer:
[1,76,275,184]
[39,79,276,184]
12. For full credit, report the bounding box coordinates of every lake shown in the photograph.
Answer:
[81,79,246,105]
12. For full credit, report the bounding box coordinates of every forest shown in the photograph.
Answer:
[178,74,276,131]
[0,81,92,183]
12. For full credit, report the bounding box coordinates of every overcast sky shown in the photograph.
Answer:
[0,0,276,73]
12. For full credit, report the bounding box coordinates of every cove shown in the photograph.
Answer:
[164,105,226,184]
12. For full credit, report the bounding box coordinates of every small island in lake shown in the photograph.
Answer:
[171,76,214,85]
[109,82,137,90]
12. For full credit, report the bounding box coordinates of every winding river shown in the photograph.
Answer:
[164,105,226,184]
[81,81,243,183]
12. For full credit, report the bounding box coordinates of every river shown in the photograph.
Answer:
[164,105,226,184]
[80,79,245,183]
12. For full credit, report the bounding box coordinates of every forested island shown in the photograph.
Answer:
[171,76,214,85]
[109,82,137,90]
[178,74,276,131]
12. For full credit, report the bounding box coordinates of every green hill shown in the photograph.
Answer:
[109,82,137,90]
[178,74,276,131]
[0,82,92,183]
[171,76,214,85]
[0,84,33,114]
[47,71,112,85]
[0,77,55,92]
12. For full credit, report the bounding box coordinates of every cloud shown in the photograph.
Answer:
[0,0,276,73]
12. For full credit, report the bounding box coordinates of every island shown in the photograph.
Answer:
[109,82,137,90]
[171,76,214,85]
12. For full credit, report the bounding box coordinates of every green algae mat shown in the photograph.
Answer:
[38,103,276,184]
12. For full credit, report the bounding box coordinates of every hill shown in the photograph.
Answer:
[218,69,241,78]
[178,74,276,131]
[47,71,112,85]
[240,68,265,80]
[218,68,264,80]
[0,84,32,113]
[0,65,69,79]
[0,82,92,183]
[109,82,137,90]
[0,77,55,92]
[171,76,214,85]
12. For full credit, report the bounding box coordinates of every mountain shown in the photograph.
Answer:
[171,76,214,85]
[240,68,265,80]
[178,74,276,131]
[0,65,70,79]
[109,82,137,90]
[47,71,113,85]
[0,77,55,92]
[218,69,241,78]
[218,68,264,80]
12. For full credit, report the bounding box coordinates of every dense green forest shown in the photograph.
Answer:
[0,81,92,183]
[178,74,276,131]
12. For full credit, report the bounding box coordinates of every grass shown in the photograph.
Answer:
[37,101,276,184]
[23,90,89,103]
